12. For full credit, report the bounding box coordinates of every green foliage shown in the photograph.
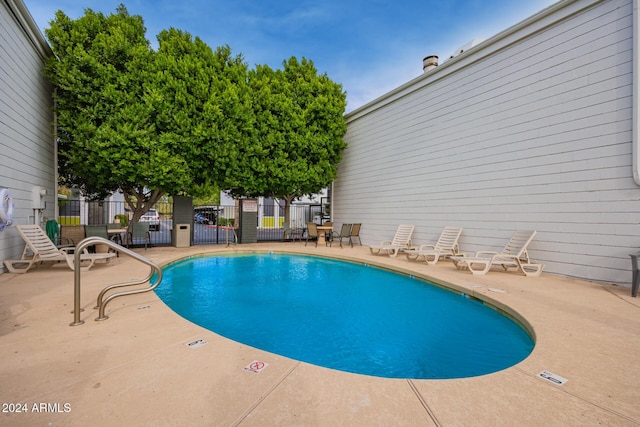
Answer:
[114,214,129,227]
[44,6,346,228]
[190,182,221,206]
[218,218,235,227]
[44,5,251,223]
[225,57,347,222]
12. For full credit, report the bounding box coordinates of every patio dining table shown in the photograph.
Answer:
[107,228,127,245]
[317,225,333,246]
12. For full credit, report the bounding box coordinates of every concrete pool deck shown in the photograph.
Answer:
[0,243,639,426]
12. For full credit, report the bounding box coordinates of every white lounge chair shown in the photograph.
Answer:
[404,226,463,264]
[368,224,415,257]
[4,225,116,274]
[450,230,544,277]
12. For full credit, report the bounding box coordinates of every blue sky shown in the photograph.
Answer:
[23,0,558,112]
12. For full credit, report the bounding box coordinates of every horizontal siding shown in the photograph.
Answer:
[0,1,55,273]
[334,0,638,285]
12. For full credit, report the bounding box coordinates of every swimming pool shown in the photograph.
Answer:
[155,253,534,379]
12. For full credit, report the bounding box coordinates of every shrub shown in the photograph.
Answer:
[219,218,235,227]
[114,214,129,227]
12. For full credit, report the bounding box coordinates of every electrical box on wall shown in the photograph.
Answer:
[31,186,47,209]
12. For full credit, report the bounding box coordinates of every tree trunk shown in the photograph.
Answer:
[123,187,164,234]
[280,195,295,229]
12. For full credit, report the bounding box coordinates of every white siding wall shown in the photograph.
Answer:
[334,0,638,285]
[0,0,54,273]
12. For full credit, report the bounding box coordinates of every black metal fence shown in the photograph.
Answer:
[57,200,329,246]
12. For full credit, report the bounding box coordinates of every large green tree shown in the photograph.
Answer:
[226,57,347,225]
[44,5,252,225]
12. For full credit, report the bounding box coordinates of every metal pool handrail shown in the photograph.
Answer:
[71,236,162,326]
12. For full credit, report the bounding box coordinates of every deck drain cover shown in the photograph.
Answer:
[186,339,208,349]
[538,370,568,385]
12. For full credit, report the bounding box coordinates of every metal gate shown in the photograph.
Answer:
[59,199,174,247]
[192,203,325,243]
[192,205,238,245]
[58,199,328,246]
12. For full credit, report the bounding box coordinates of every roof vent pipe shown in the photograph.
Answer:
[422,55,438,73]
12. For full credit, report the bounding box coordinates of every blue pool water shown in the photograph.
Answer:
[155,253,534,379]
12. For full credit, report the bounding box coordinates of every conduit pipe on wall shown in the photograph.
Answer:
[634,0,640,185]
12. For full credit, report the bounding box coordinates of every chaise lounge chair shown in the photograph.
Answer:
[368,224,415,257]
[450,230,544,277]
[404,226,463,264]
[4,224,116,274]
